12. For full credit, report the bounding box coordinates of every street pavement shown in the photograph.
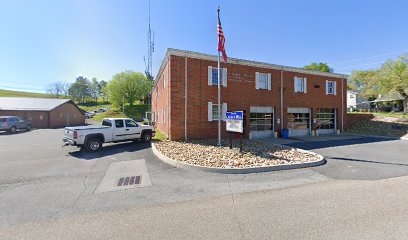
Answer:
[0,129,408,239]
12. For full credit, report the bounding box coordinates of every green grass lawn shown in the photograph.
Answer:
[0,89,52,98]
[152,129,167,141]
[90,104,148,122]
[373,112,408,119]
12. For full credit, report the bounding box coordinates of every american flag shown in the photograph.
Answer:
[217,7,227,62]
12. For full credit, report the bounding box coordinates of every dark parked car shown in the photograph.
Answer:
[0,116,31,133]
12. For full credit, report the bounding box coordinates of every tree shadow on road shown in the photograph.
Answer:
[286,137,397,150]
[68,141,151,160]
[330,156,408,167]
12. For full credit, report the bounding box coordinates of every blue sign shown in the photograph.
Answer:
[226,111,244,120]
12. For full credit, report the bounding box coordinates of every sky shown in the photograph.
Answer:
[0,0,407,93]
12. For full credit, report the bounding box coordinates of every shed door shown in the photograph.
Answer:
[287,107,311,137]
[66,114,70,126]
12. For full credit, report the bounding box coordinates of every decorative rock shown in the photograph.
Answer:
[154,139,320,169]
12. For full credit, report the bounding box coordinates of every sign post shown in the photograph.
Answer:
[226,111,245,152]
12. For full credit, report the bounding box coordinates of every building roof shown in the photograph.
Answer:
[371,92,405,103]
[154,48,349,86]
[0,97,74,111]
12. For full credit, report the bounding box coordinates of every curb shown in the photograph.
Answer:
[151,143,326,174]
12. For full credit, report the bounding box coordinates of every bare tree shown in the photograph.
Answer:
[61,82,71,98]
[46,81,71,98]
[46,82,62,97]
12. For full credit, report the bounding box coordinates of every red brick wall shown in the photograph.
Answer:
[152,58,171,138]
[0,110,50,128]
[49,102,85,128]
[154,54,347,140]
[346,113,374,129]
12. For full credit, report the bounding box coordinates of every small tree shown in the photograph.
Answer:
[99,80,109,102]
[89,77,100,103]
[107,71,150,106]
[304,62,334,73]
[68,76,92,103]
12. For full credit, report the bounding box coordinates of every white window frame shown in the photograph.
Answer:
[212,104,219,121]
[326,80,337,95]
[255,72,272,90]
[208,102,227,121]
[208,66,227,87]
[294,77,307,93]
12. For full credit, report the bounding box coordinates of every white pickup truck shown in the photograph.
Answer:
[63,118,156,151]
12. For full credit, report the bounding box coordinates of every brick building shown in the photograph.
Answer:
[152,49,348,140]
[0,97,85,128]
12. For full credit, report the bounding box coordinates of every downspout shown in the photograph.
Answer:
[184,54,188,141]
[341,78,344,132]
[280,70,284,135]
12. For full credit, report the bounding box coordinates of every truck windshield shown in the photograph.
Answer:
[102,120,112,127]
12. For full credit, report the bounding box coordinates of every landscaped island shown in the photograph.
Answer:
[154,140,321,169]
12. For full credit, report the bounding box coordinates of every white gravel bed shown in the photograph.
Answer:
[154,140,320,169]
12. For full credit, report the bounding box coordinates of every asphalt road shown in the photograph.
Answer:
[0,129,408,239]
[286,137,408,180]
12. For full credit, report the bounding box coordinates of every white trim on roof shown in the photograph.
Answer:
[154,48,348,85]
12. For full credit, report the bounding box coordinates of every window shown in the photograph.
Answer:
[258,73,268,89]
[59,113,63,118]
[212,68,223,85]
[327,81,334,94]
[39,115,43,120]
[250,112,273,131]
[125,120,137,127]
[295,77,306,93]
[162,109,166,125]
[208,102,227,121]
[115,120,124,128]
[212,104,220,120]
[288,113,310,129]
[208,66,227,87]
[316,108,335,130]
[326,80,336,95]
[102,119,112,127]
[163,70,166,89]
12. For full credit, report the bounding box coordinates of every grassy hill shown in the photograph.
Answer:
[0,89,52,98]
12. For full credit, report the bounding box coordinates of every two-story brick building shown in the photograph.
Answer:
[152,48,348,140]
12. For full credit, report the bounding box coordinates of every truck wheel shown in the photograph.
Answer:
[26,125,31,131]
[9,126,16,133]
[141,132,152,143]
[85,138,102,151]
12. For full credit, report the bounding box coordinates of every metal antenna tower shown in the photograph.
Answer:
[144,0,155,116]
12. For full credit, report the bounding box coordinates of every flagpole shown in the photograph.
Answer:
[217,50,221,146]
[217,6,221,146]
